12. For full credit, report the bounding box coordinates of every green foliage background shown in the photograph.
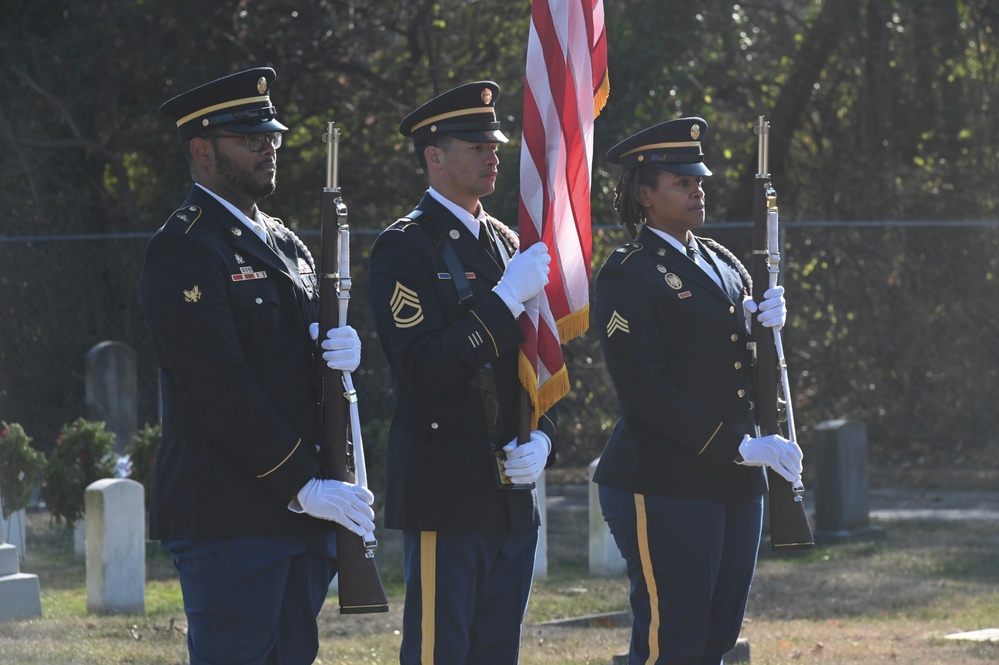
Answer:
[2,0,999,472]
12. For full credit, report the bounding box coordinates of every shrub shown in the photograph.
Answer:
[126,422,161,511]
[0,421,47,518]
[41,418,117,528]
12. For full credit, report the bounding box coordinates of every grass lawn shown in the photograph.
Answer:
[2,487,998,664]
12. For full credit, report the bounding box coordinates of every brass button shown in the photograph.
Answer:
[730,334,739,342]
[729,305,736,314]
[255,297,263,304]
[431,422,439,430]
[737,389,746,397]
[734,361,742,369]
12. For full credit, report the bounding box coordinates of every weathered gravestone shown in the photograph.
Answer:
[85,341,137,455]
[812,419,885,544]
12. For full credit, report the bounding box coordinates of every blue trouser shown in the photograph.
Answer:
[163,533,337,665]
[400,529,538,665]
[599,485,763,665]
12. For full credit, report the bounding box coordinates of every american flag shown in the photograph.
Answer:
[518,0,608,425]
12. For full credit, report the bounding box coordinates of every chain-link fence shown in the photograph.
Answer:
[3,221,999,475]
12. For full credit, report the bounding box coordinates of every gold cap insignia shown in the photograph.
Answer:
[690,124,701,140]
[481,87,493,105]
[183,285,202,303]
[665,273,683,290]
[257,77,267,95]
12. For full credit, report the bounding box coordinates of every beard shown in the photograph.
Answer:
[213,143,276,201]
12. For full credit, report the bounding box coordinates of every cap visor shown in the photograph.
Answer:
[223,118,289,134]
[654,162,712,176]
[448,129,509,144]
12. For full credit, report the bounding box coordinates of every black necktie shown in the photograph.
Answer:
[480,223,498,262]
[686,244,698,261]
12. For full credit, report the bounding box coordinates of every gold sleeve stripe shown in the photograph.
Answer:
[634,494,661,663]
[421,531,438,664]
[470,310,499,356]
[256,438,301,478]
[697,422,724,455]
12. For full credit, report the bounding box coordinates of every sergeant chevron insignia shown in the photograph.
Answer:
[391,282,424,328]
[183,285,202,303]
[606,311,630,337]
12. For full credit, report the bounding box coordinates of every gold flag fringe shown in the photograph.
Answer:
[556,305,589,344]
[518,354,571,428]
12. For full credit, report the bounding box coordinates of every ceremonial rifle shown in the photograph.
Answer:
[750,116,815,552]
[318,122,389,612]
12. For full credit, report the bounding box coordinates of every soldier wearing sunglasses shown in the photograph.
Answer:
[140,68,372,665]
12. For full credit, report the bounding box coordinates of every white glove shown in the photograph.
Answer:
[737,434,803,484]
[501,430,551,485]
[309,323,361,372]
[292,478,375,536]
[492,242,551,317]
[743,286,786,329]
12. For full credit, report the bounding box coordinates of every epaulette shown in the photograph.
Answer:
[698,236,752,292]
[165,205,203,234]
[610,242,644,264]
[387,209,422,233]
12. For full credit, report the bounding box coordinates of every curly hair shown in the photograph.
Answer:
[611,163,662,239]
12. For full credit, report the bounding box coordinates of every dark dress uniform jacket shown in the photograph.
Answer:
[367,192,556,534]
[139,185,332,540]
[592,226,767,500]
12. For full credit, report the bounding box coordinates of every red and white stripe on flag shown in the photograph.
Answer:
[518,0,608,426]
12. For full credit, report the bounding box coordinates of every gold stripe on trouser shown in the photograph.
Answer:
[635,494,661,665]
[421,531,438,664]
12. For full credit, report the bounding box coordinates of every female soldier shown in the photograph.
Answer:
[592,118,803,665]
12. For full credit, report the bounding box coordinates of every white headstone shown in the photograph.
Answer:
[588,458,626,576]
[85,478,145,614]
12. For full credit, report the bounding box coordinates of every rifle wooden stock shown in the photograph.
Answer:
[318,123,389,613]
[751,116,815,552]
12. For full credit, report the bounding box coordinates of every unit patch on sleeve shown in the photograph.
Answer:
[391,282,424,328]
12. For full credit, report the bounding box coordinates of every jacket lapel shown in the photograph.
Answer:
[188,186,295,283]
[417,193,504,283]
